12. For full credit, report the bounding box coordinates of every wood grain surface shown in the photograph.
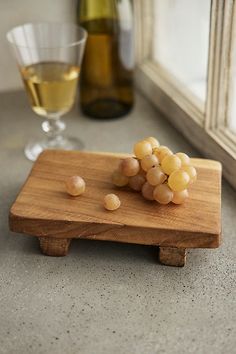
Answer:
[9,150,222,251]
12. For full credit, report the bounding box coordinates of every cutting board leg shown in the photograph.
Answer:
[39,237,71,256]
[159,247,186,267]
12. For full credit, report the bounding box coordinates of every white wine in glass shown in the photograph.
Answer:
[20,62,80,118]
[7,23,87,161]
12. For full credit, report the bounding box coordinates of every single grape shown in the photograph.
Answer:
[153,146,173,162]
[112,170,129,187]
[134,140,152,159]
[146,166,167,186]
[141,154,159,172]
[161,154,182,175]
[172,189,189,204]
[176,152,190,166]
[145,136,160,149]
[65,176,86,196]
[120,157,140,177]
[104,194,121,211]
[153,184,173,204]
[182,165,197,184]
[129,174,146,191]
[168,170,190,192]
[141,182,155,200]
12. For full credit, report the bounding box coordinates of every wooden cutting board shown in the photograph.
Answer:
[9,150,222,267]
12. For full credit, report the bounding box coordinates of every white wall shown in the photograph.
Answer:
[0,0,75,92]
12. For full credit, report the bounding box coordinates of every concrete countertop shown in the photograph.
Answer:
[0,90,235,354]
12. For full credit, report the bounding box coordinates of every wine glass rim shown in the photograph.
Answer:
[6,22,88,49]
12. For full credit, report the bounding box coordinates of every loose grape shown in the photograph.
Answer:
[161,154,182,175]
[120,157,140,177]
[153,184,173,204]
[176,152,190,166]
[129,174,146,191]
[146,166,167,186]
[172,189,189,204]
[182,165,197,184]
[153,146,173,162]
[112,170,129,187]
[134,140,152,159]
[145,136,160,149]
[65,176,85,196]
[104,194,121,211]
[141,154,159,172]
[168,170,190,192]
[142,182,155,200]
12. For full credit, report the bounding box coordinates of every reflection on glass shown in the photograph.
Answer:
[153,0,211,102]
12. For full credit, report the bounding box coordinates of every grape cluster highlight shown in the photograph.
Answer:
[112,137,197,205]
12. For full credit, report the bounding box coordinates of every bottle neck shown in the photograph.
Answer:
[78,0,118,22]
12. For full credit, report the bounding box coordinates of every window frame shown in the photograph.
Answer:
[134,0,236,189]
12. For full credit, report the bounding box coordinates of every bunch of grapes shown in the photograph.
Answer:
[112,137,197,205]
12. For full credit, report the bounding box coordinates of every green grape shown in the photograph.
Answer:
[145,136,160,149]
[146,166,166,186]
[104,194,121,211]
[182,165,197,184]
[141,182,155,200]
[176,152,190,166]
[112,170,129,187]
[65,176,86,196]
[141,154,159,172]
[153,145,173,162]
[153,183,173,204]
[168,170,190,192]
[134,140,152,159]
[172,189,189,204]
[129,174,146,191]
[120,157,140,177]
[161,154,182,175]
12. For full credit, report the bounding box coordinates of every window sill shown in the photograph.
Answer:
[135,63,236,190]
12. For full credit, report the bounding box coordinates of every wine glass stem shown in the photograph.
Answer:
[42,116,66,143]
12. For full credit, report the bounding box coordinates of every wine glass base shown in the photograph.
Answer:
[24,136,84,161]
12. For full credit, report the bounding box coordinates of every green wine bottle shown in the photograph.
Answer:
[77,0,134,119]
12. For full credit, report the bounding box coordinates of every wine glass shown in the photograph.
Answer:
[7,23,87,161]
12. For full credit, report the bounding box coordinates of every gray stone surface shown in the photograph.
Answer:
[0,90,235,354]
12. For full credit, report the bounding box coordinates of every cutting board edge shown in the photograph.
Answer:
[9,212,221,249]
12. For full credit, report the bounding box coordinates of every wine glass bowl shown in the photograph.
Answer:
[7,23,87,161]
